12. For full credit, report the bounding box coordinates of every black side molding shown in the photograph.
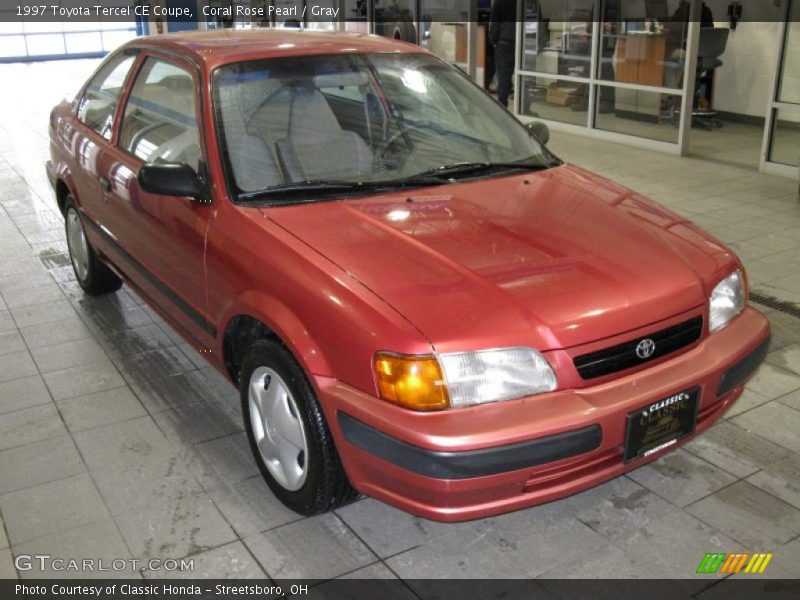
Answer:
[717,336,771,397]
[338,413,602,480]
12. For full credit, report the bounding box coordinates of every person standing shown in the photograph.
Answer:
[489,0,517,108]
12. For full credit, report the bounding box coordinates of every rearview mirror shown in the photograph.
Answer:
[525,121,550,145]
[137,163,207,200]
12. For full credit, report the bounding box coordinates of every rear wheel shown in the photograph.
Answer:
[240,339,357,515]
[64,196,122,296]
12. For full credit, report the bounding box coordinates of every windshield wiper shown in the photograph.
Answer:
[237,177,446,203]
[405,160,556,182]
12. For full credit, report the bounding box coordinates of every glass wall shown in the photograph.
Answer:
[765,2,800,170]
[517,0,694,146]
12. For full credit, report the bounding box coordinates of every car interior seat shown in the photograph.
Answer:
[274,73,373,183]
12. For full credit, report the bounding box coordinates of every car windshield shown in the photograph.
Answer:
[212,52,556,203]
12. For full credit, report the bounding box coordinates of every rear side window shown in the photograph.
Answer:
[76,53,137,140]
[118,57,201,168]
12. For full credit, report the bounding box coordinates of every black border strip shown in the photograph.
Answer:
[717,336,770,397]
[82,213,217,338]
[338,412,602,480]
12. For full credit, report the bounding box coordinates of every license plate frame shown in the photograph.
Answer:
[623,387,700,463]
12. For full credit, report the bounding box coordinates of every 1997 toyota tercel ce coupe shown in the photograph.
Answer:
[47,30,770,521]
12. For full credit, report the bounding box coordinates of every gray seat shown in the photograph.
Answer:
[698,27,728,71]
[276,88,372,182]
[228,133,282,193]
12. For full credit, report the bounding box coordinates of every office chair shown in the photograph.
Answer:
[692,27,729,130]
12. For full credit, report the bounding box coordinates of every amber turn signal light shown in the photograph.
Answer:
[373,353,450,411]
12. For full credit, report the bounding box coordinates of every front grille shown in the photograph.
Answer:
[573,316,703,380]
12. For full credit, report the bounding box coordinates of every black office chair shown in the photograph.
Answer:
[692,27,729,129]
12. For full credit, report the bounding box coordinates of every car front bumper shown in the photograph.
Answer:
[316,307,770,522]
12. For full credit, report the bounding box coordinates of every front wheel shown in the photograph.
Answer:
[240,339,357,515]
[64,196,122,296]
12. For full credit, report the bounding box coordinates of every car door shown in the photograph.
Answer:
[96,53,216,349]
[67,51,138,234]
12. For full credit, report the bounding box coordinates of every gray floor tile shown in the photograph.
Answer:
[12,519,132,579]
[0,310,15,333]
[0,547,16,579]
[0,435,84,495]
[0,375,52,415]
[385,527,529,579]
[91,458,203,517]
[0,403,66,452]
[558,476,680,544]
[73,415,174,472]
[0,350,37,384]
[20,319,93,349]
[472,509,611,578]
[627,449,738,507]
[129,371,212,414]
[684,421,792,478]
[336,497,471,559]
[57,387,147,433]
[113,346,196,386]
[0,472,109,545]
[10,298,75,328]
[146,541,265,579]
[204,476,301,537]
[30,338,109,373]
[622,511,746,581]
[721,387,772,420]
[765,343,800,376]
[732,402,800,453]
[0,283,63,310]
[772,536,800,577]
[687,481,800,549]
[151,401,241,447]
[337,562,398,579]
[746,454,800,510]
[0,329,26,356]
[745,363,800,400]
[777,388,800,412]
[537,544,655,579]
[43,359,126,401]
[115,497,237,563]
[186,433,259,490]
[0,512,7,549]
[244,513,376,579]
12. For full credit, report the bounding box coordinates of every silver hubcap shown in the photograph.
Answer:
[248,366,308,491]
[66,208,90,282]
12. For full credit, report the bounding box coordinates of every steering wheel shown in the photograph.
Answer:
[379,121,430,163]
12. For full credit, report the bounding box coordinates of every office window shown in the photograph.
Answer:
[520,0,594,78]
[594,84,679,143]
[519,75,589,126]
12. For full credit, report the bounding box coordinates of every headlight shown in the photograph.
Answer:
[374,348,557,411]
[709,270,745,332]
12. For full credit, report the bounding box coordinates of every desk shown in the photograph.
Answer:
[612,33,668,118]
[614,33,667,86]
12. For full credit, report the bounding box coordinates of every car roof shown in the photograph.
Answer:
[128,29,422,70]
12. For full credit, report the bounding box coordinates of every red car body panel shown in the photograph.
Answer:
[47,30,770,522]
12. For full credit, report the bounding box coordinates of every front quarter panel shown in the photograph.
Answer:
[205,204,433,396]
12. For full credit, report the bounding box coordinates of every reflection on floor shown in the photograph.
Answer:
[0,59,799,583]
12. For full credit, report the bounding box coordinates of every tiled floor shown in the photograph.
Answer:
[0,59,799,583]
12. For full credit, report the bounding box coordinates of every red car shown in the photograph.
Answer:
[47,30,770,522]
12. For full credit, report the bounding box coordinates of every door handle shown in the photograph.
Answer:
[99,176,112,192]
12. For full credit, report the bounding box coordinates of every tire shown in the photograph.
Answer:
[240,338,357,515]
[64,196,123,296]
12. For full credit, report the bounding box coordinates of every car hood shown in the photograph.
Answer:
[261,165,735,352]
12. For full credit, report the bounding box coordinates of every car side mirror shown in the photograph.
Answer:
[137,163,208,200]
[525,121,550,145]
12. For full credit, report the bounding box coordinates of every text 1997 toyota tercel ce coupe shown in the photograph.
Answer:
[47,30,770,522]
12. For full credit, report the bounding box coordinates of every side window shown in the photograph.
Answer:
[118,57,201,168]
[76,53,137,140]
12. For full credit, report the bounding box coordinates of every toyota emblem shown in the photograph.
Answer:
[635,338,656,359]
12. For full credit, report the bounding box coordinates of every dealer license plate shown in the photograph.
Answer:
[624,387,700,462]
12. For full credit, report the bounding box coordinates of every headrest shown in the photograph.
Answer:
[313,72,368,89]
